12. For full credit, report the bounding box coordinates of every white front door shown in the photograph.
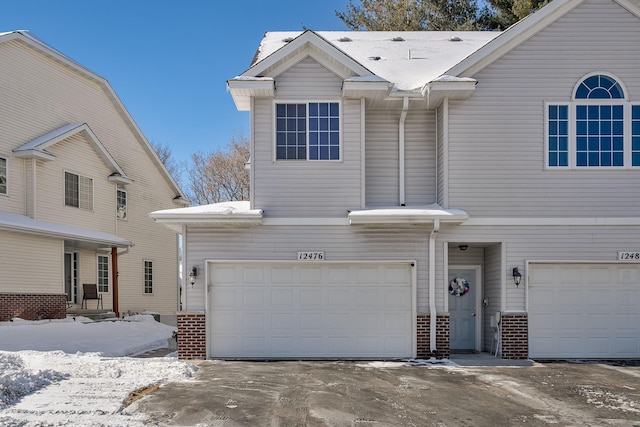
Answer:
[449,267,480,351]
[208,262,414,359]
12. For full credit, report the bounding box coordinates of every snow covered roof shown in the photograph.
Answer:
[150,201,263,231]
[348,204,468,225]
[0,211,132,249]
[251,31,501,92]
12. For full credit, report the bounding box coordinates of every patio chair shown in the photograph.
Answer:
[82,283,103,309]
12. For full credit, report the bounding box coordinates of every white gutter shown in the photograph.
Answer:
[399,97,409,206]
[429,218,440,355]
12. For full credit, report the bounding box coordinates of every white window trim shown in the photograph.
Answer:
[0,156,7,196]
[545,101,640,170]
[272,99,343,163]
[117,188,127,221]
[143,259,154,295]
[64,170,94,210]
[97,254,110,294]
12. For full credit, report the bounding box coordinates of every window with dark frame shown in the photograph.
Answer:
[0,157,6,195]
[144,260,153,294]
[65,171,93,209]
[276,102,340,161]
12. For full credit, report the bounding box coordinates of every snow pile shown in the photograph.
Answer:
[0,315,197,426]
[0,314,175,356]
[0,352,67,409]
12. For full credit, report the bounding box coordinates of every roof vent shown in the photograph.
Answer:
[449,36,463,42]
[392,36,405,42]
[283,37,295,43]
[368,56,382,61]
[338,36,352,42]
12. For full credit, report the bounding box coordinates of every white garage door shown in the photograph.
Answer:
[529,263,640,358]
[208,262,413,359]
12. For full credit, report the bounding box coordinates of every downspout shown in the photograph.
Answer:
[399,97,409,206]
[429,219,440,355]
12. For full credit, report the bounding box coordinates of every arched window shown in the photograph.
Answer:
[574,74,625,99]
[547,74,640,168]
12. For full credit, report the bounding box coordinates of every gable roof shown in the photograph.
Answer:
[13,122,132,184]
[231,0,640,107]
[0,30,185,199]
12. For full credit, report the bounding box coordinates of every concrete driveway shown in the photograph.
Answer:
[134,357,640,426]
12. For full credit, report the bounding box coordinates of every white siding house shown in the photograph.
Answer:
[153,0,640,359]
[0,31,187,325]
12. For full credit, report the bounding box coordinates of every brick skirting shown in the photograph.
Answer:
[177,312,206,360]
[0,293,66,322]
[416,313,450,359]
[500,312,529,359]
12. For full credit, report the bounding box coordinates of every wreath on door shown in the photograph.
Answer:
[449,277,470,296]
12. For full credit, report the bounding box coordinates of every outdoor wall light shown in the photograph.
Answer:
[188,267,198,286]
[458,245,469,251]
[512,267,522,287]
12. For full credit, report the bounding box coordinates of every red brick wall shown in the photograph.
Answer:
[417,313,450,359]
[500,312,529,359]
[177,312,206,360]
[0,293,66,322]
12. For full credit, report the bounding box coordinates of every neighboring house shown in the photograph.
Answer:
[152,0,640,359]
[0,31,187,324]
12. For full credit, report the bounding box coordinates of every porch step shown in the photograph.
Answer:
[66,308,117,321]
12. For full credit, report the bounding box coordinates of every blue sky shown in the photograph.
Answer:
[1,0,348,164]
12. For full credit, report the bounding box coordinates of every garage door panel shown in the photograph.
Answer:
[209,262,413,358]
[529,263,640,358]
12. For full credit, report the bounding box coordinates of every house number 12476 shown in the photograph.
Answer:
[298,251,324,261]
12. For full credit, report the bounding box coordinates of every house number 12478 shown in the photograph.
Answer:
[298,251,324,261]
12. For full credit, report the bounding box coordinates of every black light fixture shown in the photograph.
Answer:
[188,267,198,286]
[458,244,469,251]
[512,267,522,287]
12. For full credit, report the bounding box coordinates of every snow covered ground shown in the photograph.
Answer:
[0,315,197,426]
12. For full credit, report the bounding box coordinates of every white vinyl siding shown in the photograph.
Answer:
[0,38,180,317]
[183,225,429,313]
[252,57,362,217]
[447,0,640,217]
[0,230,63,294]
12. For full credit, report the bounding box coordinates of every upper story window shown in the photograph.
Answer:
[547,73,639,169]
[0,157,6,195]
[117,189,127,220]
[276,102,340,161]
[65,171,93,210]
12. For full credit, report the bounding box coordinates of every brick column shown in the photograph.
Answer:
[500,312,528,359]
[416,313,450,359]
[177,312,206,360]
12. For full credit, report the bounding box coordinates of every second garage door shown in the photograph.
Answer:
[529,263,640,359]
[208,262,414,359]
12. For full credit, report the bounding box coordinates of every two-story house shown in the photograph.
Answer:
[0,31,187,325]
[152,0,640,360]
